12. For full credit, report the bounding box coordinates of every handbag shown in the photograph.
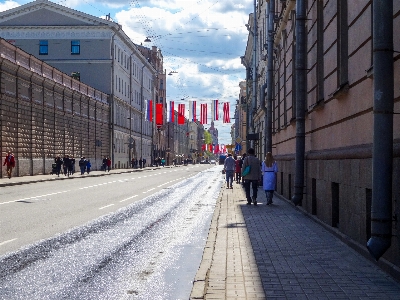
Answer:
[242,165,251,176]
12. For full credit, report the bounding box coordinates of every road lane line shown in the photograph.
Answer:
[0,238,17,247]
[99,204,115,210]
[119,195,138,202]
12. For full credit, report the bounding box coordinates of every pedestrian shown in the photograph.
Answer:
[242,148,261,205]
[69,156,75,175]
[63,155,70,176]
[78,156,87,175]
[106,157,111,172]
[262,152,278,205]
[143,157,146,168]
[3,151,15,179]
[139,157,143,169]
[131,158,135,168]
[223,153,236,189]
[234,155,242,183]
[86,160,91,174]
[102,156,108,172]
[161,157,165,167]
[240,153,246,186]
[54,156,63,177]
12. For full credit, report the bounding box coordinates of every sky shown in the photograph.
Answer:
[0,0,253,145]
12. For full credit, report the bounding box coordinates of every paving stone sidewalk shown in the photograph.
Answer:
[190,182,400,300]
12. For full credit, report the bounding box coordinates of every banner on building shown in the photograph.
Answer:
[146,100,153,121]
[156,103,163,127]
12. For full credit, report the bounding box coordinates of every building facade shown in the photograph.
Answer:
[0,38,109,177]
[0,0,156,168]
[242,0,400,270]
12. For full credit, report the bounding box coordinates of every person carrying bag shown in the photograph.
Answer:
[241,148,261,205]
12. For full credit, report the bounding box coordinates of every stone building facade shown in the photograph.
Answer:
[243,0,400,269]
[0,38,109,177]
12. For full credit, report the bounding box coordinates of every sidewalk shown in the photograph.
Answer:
[190,181,400,300]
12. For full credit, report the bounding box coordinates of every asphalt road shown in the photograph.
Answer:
[0,164,222,299]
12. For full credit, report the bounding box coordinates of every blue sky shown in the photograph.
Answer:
[0,0,253,144]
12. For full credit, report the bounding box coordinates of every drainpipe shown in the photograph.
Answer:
[366,0,394,261]
[250,0,257,148]
[291,0,306,206]
[266,0,275,154]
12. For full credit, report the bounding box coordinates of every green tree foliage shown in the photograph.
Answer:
[204,130,212,145]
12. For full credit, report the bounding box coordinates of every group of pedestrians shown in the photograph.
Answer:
[53,155,76,177]
[223,148,278,206]
[154,157,166,167]
[102,156,112,172]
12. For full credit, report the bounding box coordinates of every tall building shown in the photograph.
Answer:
[0,0,156,168]
[243,1,400,268]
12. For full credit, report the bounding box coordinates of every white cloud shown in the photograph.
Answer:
[0,0,19,12]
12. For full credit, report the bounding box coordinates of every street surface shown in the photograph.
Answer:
[0,164,222,299]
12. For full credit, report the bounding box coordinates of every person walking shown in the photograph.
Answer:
[54,156,63,177]
[262,152,278,205]
[62,155,70,176]
[102,156,108,172]
[223,153,236,189]
[69,156,75,175]
[242,148,261,205]
[3,151,15,179]
[78,157,87,175]
[86,160,91,174]
[234,155,242,183]
[106,157,111,172]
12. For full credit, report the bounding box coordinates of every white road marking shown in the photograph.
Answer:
[0,238,17,247]
[0,191,69,205]
[119,195,138,202]
[99,204,115,210]
[143,188,155,194]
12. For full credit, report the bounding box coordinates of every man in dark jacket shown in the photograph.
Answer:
[78,157,87,175]
[242,148,261,205]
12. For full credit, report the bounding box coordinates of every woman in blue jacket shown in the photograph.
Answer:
[261,152,278,205]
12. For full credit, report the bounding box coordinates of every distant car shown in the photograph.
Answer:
[210,160,216,164]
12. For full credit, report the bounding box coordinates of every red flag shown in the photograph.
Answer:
[156,103,163,127]
[169,101,174,122]
[200,103,207,124]
[201,144,206,151]
[214,144,219,154]
[223,102,230,123]
[178,104,185,125]
[208,144,212,152]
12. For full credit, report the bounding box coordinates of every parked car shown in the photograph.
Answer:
[210,159,216,164]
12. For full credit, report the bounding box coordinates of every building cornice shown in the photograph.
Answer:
[0,26,113,40]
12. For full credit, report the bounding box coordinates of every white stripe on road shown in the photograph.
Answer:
[0,238,17,247]
[99,204,115,210]
[119,195,138,203]
[143,188,155,194]
[0,191,69,205]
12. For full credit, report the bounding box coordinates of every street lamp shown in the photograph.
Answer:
[140,64,145,168]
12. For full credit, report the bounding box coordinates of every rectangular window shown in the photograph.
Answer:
[39,40,48,55]
[337,0,348,88]
[71,40,80,55]
[317,0,324,102]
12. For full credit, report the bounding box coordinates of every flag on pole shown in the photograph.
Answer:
[200,103,207,124]
[156,103,163,127]
[146,100,153,121]
[169,101,174,122]
[178,103,185,125]
[214,144,220,154]
[223,102,230,123]
[189,100,197,122]
[211,100,219,121]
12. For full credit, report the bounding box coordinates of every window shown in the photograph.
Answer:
[317,0,325,102]
[39,40,48,55]
[337,0,348,88]
[71,40,80,55]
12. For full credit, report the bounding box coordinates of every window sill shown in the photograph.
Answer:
[331,82,349,99]
[309,98,325,111]
[366,66,373,79]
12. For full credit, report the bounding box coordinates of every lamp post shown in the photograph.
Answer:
[140,64,145,167]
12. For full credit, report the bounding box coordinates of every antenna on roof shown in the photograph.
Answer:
[106,13,110,21]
